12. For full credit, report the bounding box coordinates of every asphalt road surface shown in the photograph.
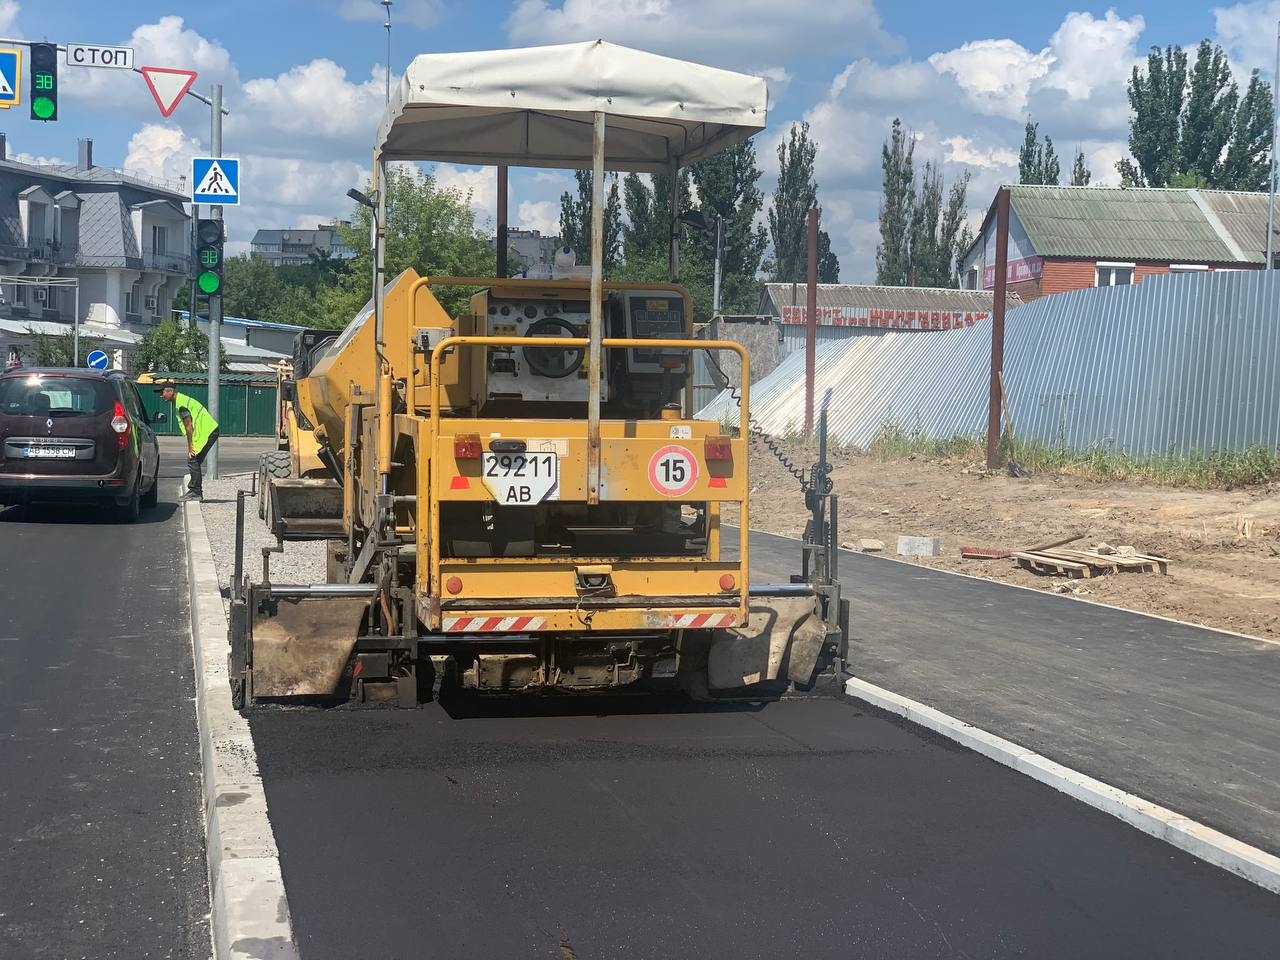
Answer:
[740,528,1280,856]
[0,455,209,957]
[252,695,1280,959]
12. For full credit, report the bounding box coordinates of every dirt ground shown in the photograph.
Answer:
[734,439,1280,641]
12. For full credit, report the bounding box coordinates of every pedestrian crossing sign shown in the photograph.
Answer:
[0,48,20,109]
[191,157,240,206]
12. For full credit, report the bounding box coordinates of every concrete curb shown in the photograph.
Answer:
[184,492,300,959]
[845,676,1280,896]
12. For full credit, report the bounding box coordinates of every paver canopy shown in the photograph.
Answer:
[375,39,769,172]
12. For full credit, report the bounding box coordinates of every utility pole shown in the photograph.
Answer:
[986,187,1011,470]
[1268,19,1279,270]
[382,0,393,104]
[804,207,818,436]
[206,83,223,480]
[711,215,724,314]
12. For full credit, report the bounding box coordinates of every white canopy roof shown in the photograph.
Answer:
[376,40,769,173]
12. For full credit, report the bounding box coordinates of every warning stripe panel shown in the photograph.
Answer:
[670,613,739,629]
[442,616,545,633]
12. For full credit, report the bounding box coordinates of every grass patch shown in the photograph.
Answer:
[867,420,1280,490]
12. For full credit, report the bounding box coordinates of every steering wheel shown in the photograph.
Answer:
[522,317,583,379]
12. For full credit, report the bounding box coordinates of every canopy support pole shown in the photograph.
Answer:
[374,154,392,496]
[496,164,509,278]
[587,112,605,505]
[668,157,680,282]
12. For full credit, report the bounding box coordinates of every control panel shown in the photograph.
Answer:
[618,292,688,374]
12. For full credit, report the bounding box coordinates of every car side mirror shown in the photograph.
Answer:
[152,411,167,423]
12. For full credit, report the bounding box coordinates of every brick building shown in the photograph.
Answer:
[960,185,1272,302]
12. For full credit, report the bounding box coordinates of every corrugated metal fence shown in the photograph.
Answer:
[699,270,1280,456]
[139,375,279,437]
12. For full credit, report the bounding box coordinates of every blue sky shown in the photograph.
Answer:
[9,1,1280,280]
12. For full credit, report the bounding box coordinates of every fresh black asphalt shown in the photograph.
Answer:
[738,528,1280,856]
[251,695,1280,959]
[0,454,209,958]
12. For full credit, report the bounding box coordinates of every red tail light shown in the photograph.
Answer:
[112,400,130,449]
[454,434,482,459]
[704,436,733,461]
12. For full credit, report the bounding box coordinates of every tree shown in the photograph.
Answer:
[688,140,770,312]
[1070,148,1092,186]
[876,118,914,286]
[876,119,971,288]
[558,170,622,271]
[768,122,838,283]
[317,166,498,325]
[24,329,104,367]
[134,318,212,373]
[1118,40,1273,190]
[1018,120,1060,185]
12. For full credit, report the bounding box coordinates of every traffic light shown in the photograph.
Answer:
[30,42,57,122]
[195,219,224,297]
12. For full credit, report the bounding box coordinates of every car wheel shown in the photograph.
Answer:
[140,466,159,509]
[115,472,141,523]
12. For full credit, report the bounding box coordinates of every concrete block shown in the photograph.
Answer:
[897,535,940,557]
[858,538,885,553]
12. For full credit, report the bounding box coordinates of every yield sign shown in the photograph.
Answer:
[140,66,197,118]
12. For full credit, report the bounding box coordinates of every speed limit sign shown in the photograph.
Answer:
[648,445,699,497]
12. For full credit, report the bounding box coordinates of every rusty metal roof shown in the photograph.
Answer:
[761,283,1019,314]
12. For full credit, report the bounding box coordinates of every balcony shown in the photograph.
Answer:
[142,251,192,274]
[75,255,145,271]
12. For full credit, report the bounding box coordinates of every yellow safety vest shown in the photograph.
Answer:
[174,391,218,452]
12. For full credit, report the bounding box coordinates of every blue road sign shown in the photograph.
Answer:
[192,157,240,206]
[0,47,20,108]
[86,350,109,370]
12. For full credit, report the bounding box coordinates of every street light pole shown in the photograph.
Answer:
[206,82,223,481]
[712,215,724,315]
[1268,19,1279,270]
[382,0,393,104]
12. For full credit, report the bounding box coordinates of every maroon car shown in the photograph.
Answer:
[0,367,162,521]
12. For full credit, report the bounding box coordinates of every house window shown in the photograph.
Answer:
[12,284,24,305]
[966,267,979,290]
[124,290,135,315]
[150,224,167,254]
[1096,262,1134,286]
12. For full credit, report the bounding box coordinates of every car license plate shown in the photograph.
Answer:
[480,451,559,505]
[23,446,76,459]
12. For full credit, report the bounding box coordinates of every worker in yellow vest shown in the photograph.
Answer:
[157,381,220,501]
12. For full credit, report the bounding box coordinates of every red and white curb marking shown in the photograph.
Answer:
[443,615,546,632]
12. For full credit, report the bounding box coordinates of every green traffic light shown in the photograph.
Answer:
[32,96,55,120]
[197,271,222,295]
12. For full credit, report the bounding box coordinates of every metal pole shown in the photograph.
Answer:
[586,112,605,506]
[189,203,198,336]
[207,83,223,480]
[382,0,392,105]
[668,158,680,282]
[986,187,1011,470]
[712,216,723,315]
[373,155,390,493]
[73,283,79,366]
[497,165,508,277]
[1268,20,1279,270]
[804,207,818,435]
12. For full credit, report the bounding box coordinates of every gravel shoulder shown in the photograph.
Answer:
[198,475,326,598]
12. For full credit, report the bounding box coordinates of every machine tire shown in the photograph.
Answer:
[140,466,159,509]
[258,451,292,524]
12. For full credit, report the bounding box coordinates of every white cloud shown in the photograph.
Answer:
[0,0,20,36]
[122,124,202,188]
[337,0,442,28]
[516,200,560,235]
[505,0,897,70]
[941,136,1019,170]
[1215,1,1280,77]
[434,164,498,226]
[930,39,1053,119]
[233,60,386,152]
[62,16,237,122]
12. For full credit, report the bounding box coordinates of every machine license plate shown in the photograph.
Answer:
[23,446,76,459]
[481,452,559,505]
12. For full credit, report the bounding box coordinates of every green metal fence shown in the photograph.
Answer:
[138,374,278,437]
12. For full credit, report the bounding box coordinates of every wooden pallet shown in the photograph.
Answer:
[1012,548,1169,578]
